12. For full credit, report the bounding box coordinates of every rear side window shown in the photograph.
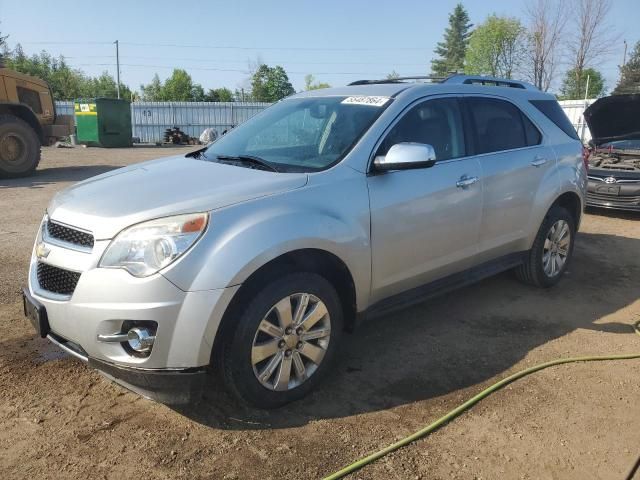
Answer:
[17,87,43,114]
[467,97,540,154]
[529,99,579,140]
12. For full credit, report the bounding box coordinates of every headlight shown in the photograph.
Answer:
[100,213,208,277]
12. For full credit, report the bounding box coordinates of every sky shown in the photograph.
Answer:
[1,0,637,95]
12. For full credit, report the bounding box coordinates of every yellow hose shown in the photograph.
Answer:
[323,321,640,480]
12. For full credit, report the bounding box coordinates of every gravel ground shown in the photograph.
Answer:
[0,147,639,480]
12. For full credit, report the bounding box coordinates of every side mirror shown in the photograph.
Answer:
[373,143,437,171]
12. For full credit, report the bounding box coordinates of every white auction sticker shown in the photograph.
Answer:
[341,96,390,107]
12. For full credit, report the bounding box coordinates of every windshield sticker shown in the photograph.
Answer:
[341,96,390,107]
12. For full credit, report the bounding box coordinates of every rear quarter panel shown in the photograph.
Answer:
[522,100,586,245]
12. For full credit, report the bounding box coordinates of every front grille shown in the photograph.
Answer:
[47,221,94,249]
[36,262,81,296]
[587,192,640,205]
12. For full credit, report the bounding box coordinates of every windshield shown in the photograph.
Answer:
[598,139,640,151]
[203,96,390,172]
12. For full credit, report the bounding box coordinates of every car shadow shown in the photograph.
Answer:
[172,231,640,430]
[0,165,118,189]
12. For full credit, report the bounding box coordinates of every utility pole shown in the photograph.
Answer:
[622,40,628,68]
[114,40,121,99]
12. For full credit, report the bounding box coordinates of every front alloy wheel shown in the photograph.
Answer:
[251,293,331,391]
[218,272,343,408]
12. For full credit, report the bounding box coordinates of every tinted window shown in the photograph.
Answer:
[530,99,580,140]
[378,97,465,161]
[467,97,534,154]
[523,114,542,146]
[17,87,43,114]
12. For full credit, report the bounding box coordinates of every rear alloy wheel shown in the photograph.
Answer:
[219,272,343,408]
[542,219,571,278]
[515,205,576,288]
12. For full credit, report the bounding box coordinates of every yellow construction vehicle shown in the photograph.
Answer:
[0,67,74,177]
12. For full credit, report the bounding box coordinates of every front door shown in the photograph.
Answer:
[367,97,483,304]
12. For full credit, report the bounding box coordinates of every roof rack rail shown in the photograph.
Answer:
[347,74,539,91]
[442,74,538,90]
[348,76,445,86]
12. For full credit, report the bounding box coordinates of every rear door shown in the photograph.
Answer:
[367,96,483,303]
[463,96,555,259]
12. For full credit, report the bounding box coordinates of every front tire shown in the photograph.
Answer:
[516,205,576,288]
[219,272,343,408]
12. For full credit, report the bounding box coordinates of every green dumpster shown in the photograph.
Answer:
[74,98,132,147]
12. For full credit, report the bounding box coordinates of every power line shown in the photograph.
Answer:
[65,55,427,67]
[20,40,429,52]
[120,41,429,52]
[70,62,391,76]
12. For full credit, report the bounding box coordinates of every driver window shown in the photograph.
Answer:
[378,97,466,161]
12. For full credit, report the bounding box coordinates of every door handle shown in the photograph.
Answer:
[531,156,548,167]
[456,176,479,188]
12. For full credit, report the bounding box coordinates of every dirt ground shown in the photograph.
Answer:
[1,146,639,480]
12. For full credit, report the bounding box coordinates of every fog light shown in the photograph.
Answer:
[127,327,155,353]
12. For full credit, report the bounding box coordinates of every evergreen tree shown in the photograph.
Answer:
[431,4,472,76]
[614,40,640,95]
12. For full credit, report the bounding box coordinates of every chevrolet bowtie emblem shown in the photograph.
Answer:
[36,242,51,259]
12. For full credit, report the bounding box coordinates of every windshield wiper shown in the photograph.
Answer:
[216,155,280,172]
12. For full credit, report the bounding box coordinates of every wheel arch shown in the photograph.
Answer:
[551,190,582,227]
[211,248,358,364]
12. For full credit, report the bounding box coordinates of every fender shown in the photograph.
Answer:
[162,169,373,311]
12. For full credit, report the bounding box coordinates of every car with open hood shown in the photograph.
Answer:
[585,94,640,212]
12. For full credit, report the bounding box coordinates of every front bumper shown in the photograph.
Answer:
[25,217,240,403]
[586,177,640,212]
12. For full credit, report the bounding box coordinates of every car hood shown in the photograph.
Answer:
[584,94,640,145]
[48,155,308,239]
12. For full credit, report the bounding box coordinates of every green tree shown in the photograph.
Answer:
[559,67,605,99]
[4,43,132,100]
[251,64,295,102]
[465,15,527,78]
[140,74,163,101]
[204,87,234,102]
[83,71,133,100]
[614,40,640,95]
[304,74,331,90]
[0,24,8,65]
[162,69,199,101]
[431,4,473,76]
[386,70,400,80]
[140,69,206,101]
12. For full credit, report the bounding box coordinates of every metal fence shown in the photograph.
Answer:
[55,101,271,143]
[558,99,595,143]
[56,98,595,144]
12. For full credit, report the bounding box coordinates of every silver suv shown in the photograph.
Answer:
[23,75,587,408]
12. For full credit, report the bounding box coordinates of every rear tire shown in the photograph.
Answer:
[217,272,343,409]
[515,206,576,288]
[0,114,41,178]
